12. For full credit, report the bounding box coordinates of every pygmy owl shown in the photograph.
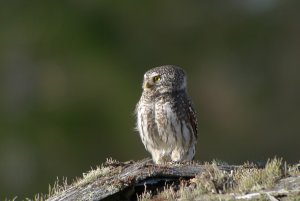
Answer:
[135,65,198,164]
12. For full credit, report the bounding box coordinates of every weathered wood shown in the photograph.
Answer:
[236,176,300,200]
[46,159,237,201]
[46,159,300,201]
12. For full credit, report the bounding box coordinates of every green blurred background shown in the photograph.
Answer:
[1,0,299,199]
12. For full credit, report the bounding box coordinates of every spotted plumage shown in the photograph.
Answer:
[135,65,197,164]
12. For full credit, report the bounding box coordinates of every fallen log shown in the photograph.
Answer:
[44,158,300,201]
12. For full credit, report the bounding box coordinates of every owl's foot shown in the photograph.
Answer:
[153,155,172,165]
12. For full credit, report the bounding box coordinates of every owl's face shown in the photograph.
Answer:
[142,65,187,95]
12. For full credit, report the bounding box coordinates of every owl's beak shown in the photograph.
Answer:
[143,81,153,89]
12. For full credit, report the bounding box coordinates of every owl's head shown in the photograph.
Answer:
[142,65,187,94]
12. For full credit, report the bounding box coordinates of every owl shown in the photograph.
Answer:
[135,65,197,164]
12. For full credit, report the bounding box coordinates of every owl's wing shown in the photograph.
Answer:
[188,101,198,139]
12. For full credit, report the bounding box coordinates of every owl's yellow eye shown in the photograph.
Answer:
[153,75,161,82]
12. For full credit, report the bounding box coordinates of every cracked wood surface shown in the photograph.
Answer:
[46,159,300,201]
[46,159,236,201]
